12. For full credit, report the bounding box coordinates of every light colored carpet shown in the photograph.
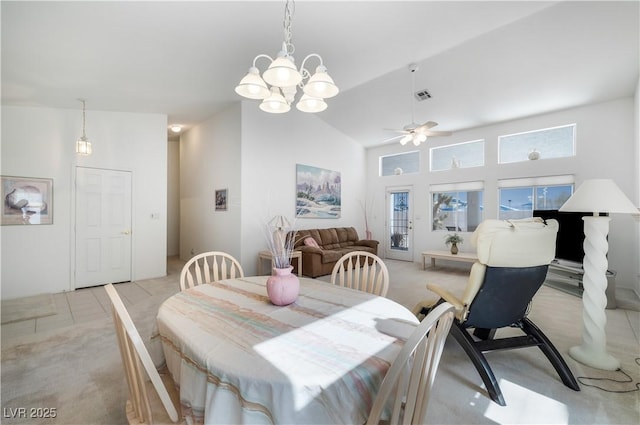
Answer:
[1,260,639,424]
[1,293,56,324]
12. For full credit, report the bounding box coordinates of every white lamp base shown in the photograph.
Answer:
[568,216,620,371]
[569,344,620,371]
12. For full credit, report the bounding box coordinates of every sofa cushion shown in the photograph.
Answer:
[336,227,358,243]
[320,250,343,264]
[318,228,340,249]
[303,237,319,248]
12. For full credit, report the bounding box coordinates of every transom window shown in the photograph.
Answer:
[499,124,575,164]
[380,151,420,176]
[430,140,484,171]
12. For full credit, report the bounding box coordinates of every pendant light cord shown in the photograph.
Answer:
[81,100,87,139]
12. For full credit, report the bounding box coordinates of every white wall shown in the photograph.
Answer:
[367,97,639,292]
[240,103,367,275]
[179,103,242,261]
[635,77,640,295]
[1,106,168,299]
[167,140,180,256]
[179,102,367,276]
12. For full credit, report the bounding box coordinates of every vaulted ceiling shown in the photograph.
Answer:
[2,1,638,148]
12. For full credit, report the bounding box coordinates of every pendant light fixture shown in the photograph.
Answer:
[235,0,338,114]
[76,99,92,155]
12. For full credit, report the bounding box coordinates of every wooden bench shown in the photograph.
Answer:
[422,250,478,270]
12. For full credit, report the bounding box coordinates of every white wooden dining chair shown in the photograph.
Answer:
[105,283,182,425]
[366,302,455,425]
[179,251,244,291]
[331,251,389,297]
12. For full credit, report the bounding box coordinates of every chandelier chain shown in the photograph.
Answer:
[283,0,295,56]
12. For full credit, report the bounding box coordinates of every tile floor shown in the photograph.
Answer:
[1,257,186,342]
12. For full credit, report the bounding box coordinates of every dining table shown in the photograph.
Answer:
[156,275,420,425]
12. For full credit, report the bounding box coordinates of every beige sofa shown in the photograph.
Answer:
[292,227,379,278]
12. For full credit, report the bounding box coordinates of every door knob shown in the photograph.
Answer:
[122,230,131,235]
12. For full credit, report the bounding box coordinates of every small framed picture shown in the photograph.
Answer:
[1,175,54,225]
[215,189,228,211]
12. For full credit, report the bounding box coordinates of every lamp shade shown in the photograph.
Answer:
[303,66,339,99]
[235,67,270,99]
[263,56,302,88]
[559,179,637,215]
[259,87,290,114]
[76,137,92,155]
[296,94,327,113]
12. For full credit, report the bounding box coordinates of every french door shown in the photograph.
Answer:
[385,186,414,261]
[75,167,132,288]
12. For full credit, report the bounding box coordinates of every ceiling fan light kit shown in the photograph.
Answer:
[385,63,452,146]
[235,0,338,114]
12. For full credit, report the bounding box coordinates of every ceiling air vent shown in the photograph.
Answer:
[414,89,431,101]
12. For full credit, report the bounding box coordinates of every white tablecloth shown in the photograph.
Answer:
[157,276,419,425]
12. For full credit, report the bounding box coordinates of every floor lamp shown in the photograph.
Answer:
[559,179,638,370]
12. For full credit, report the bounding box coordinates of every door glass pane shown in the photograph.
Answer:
[389,192,409,251]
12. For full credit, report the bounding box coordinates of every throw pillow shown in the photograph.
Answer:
[304,237,319,248]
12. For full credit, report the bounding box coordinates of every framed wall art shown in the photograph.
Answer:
[1,176,53,225]
[296,164,341,218]
[215,188,228,211]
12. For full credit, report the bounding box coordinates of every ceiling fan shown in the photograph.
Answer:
[383,63,452,146]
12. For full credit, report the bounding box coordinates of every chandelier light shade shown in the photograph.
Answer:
[296,94,327,113]
[303,66,339,99]
[559,179,638,370]
[76,99,92,156]
[260,87,291,114]
[235,0,339,114]
[235,67,271,99]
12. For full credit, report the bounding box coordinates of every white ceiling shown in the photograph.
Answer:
[2,1,638,148]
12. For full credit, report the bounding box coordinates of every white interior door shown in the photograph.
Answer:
[385,187,414,261]
[75,167,132,288]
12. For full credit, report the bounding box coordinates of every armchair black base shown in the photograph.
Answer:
[451,317,580,406]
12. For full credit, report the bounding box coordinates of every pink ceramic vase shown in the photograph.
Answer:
[266,266,300,306]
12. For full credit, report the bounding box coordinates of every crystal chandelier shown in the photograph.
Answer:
[76,99,92,155]
[235,0,339,114]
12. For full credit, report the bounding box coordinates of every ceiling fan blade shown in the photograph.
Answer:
[421,121,439,129]
[424,130,453,137]
[414,121,439,134]
[379,134,405,144]
[383,128,410,134]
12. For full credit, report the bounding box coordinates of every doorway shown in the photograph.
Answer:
[385,186,414,261]
[75,167,132,288]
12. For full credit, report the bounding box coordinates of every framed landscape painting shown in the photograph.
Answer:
[296,164,341,218]
[215,188,228,211]
[1,176,53,225]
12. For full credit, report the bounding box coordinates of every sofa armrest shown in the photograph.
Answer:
[296,246,323,255]
[356,239,379,249]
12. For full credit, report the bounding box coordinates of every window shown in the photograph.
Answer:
[498,124,575,164]
[498,175,574,220]
[430,140,484,171]
[431,182,484,232]
[380,151,419,176]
